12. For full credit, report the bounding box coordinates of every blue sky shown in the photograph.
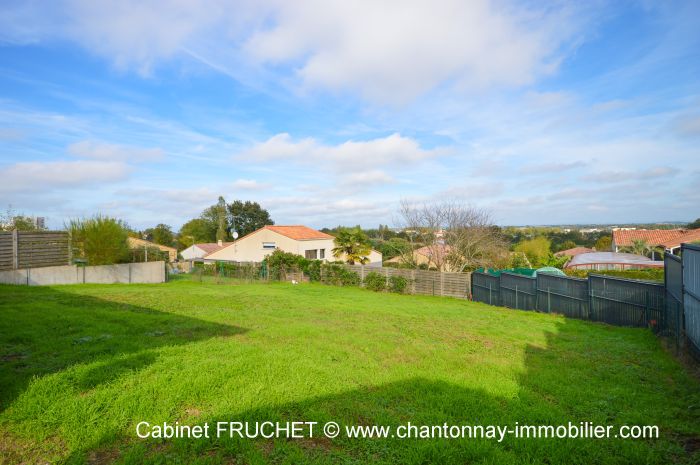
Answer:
[0,0,698,230]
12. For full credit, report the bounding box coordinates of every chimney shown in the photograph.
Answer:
[217,239,223,247]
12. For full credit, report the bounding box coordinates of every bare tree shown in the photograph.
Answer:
[398,199,508,272]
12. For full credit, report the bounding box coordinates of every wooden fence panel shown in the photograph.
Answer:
[342,264,472,299]
[0,231,70,271]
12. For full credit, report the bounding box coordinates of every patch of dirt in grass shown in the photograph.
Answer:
[86,446,120,465]
[0,429,64,465]
[296,435,335,452]
[682,435,700,454]
[1,353,28,362]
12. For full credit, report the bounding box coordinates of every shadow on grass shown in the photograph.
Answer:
[0,285,247,412]
[63,316,700,465]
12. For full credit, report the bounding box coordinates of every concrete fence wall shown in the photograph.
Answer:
[0,261,166,286]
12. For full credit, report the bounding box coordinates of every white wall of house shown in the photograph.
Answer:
[180,245,207,261]
[204,228,382,265]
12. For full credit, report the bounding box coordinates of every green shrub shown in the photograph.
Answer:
[68,215,130,265]
[303,260,322,281]
[364,272,386,292]
[321,263,360,286]
[388,275,409,294]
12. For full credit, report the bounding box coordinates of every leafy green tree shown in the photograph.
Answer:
[513,236,551,268]
[0,206,43,231]
[595,235,612,251]
[178,218,217,249]
[332,227,372,265]
[687,218,700,229]
[67,216,130,265]
[228,200,274,237]
[373,237,412,260]
[216,196,227,242]
[626,239,651,257]
[145,224,174,246]
[510,251,531,268]
[557,240,577,252]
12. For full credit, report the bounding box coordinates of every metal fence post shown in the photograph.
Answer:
[12,229,18,270]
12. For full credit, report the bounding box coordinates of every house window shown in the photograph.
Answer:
[262,242,276,249]
[319,249,325,259]
[305,249,318,259]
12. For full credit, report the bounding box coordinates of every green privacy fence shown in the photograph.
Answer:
[682,244,700,358]
[472,246,700,359]
[473,271,664,328]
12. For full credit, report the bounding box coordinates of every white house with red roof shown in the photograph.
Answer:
[612,228,700,255]
[180,241,233,261]
[203,225,382,265]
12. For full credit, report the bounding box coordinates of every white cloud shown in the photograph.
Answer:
[341,170,395,186]
[241,133,446,171]
[582,166,679,184]
[231,178,269,190]
[68,140,164,162]
[0,160,130,193]
[245,0,580,103]
[0,0,586,103]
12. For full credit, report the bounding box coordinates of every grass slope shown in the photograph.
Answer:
[0,279,698,464]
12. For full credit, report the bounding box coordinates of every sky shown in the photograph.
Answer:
[0,0,699,230]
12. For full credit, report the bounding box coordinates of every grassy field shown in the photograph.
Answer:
[1,278,699,464]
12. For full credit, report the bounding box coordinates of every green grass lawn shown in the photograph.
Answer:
[1,278,699,464]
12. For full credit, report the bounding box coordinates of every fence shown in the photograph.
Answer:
[0,230,70,271]
[683,244,700,357]
[473,271,666,328]
[190,262,305,284]
[344,264,472,299]
[0,261,166,285]
[470,246,700,360]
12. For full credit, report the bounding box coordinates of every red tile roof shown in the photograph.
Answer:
[196,242,234,254]
[658,229,700,249]
[554,247,594,257]
[415,244,451,259]
[264,225,334,241]
[612,229,687,248]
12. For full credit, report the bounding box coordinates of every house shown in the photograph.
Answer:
[180,241,233,261]
[128,237,177,262]
[203,225,382,265]
[385,243,455,271]
[611,228,700,256]
[564,252,664,270]
[554,246,594,257]
[658,229,700,254]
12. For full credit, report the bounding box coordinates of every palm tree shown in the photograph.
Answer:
[332,227,372,265]
[627,239,651,257]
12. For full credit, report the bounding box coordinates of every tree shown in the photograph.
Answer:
[557,240,577,252]
[374,237,412,261]
[595,235,612,251]
[514,237,551,268]
[626,239,651,257]
[216,196,227,242]
[67,216,130,265]
[145,224,174,246]
[332,227,372,264]
[228,200,274,237]
[399,200,509,272]
[0,206,43,231]
[178,218,217,249]
[687,218,700,229]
